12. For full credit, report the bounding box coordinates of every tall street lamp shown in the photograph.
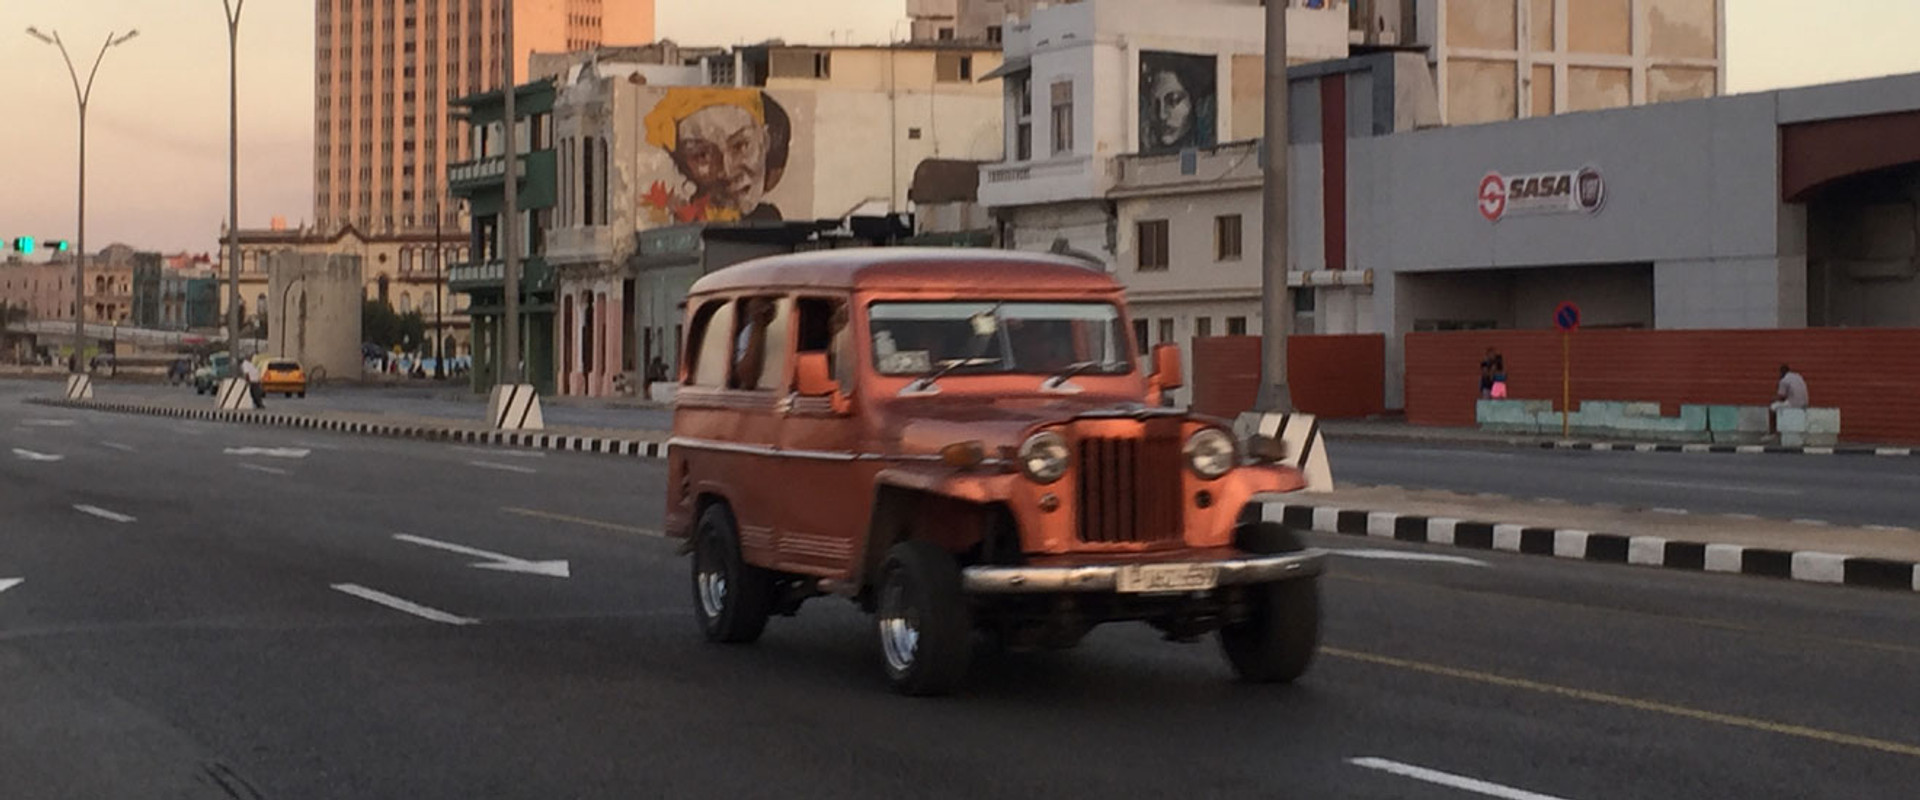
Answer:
[25,25,139,373]
[222,0,246,363]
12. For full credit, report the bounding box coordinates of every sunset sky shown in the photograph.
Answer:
[2,0,1917,255]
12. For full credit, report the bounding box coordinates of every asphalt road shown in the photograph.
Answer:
[1328,439,1920,528]
[4,388,1920,798]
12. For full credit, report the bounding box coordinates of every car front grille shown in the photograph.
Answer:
[1074,423,1184,544]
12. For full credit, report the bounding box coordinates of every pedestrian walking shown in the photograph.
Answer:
[1480,348,1508,399]
[240,356,265,408]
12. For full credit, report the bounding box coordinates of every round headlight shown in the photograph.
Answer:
[1018,431,1070,484]
[1185,428,1237,480]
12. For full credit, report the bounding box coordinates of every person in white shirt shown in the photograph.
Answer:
[1772,364,1809,412]
[240,357,265,408]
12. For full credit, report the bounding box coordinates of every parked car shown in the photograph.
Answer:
[667,250,1323,695]
[256,357,307,398]
[193,352,233,395]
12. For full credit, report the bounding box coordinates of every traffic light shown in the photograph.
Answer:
[10,237,33,254]
[48,240,69,252]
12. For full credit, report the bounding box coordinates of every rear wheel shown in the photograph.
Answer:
[1219,522,1320,683]
[690,504,774,644]
[876,539,973,696]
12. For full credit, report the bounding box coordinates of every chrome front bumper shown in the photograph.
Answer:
[961,549,1327,594]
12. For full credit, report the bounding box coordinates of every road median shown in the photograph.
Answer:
[1264,485,1920,593]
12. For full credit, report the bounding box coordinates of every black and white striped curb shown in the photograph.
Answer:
[1543,441,1915,457]
[1262,502,1920,593]
[26,397,668,459]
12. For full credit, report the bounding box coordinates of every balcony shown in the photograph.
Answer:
[448,257,553,294]
[448,155,526,191]
[1112,141,1264,197]
[976,154,1111,208]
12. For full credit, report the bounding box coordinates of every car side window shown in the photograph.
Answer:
[730,295,790,391]
[795,296,853,389]
[685,299,736,388]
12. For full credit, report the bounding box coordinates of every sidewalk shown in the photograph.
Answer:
[1317,417,1916,456]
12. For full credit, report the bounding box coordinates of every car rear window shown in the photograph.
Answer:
[268,361,299,371]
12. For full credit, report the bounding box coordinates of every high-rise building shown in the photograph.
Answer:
[312,0,655,237]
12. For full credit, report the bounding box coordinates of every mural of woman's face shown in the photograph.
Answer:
[1147,70,1194,147]
[673,104,771,213]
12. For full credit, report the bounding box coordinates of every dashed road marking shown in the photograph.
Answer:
[330,584,478,626]
[1791,518,1832,527]
[99,441,136,452]
[1650,507,1690,515]
[73,504,135,524]
[0,578,21,596]
[452,445,546,459]
[1326,646,1920,759]
[11,448,64,462]
[238,463,290,476]
[1347,757,1567,800]
[468,460,538,474]
[23,419,77,427]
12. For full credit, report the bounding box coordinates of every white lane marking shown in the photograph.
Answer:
[1865,524,1912,533]
[11,448,64,462]
[1348,757,1570,800]
[1650,507,1690,515]
[0,578,21,595]
[467,460,538,474]
[23,419,76,427]
[452,445,546,459]
[330,583,478,626]
[1607,476,1798,496]
[1791,518,1831,527]
[99,441,136,452]
[1326,549,1491,567]
[238,463,290,476]
[73,504,136,524]
[392,533,571,578]
[222,447,311,459]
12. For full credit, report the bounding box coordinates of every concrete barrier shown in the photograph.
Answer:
[216,378,258,411]
[1780,407,1842,447]
[64,374,94,401]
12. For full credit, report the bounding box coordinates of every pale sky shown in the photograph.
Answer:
[2,0,1917,255]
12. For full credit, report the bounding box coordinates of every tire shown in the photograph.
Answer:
[876,539,973,696]
[690,504,774,644]
[297,392,307,398]
[1219,522,1320,684]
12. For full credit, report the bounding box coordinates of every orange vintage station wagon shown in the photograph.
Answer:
[666,249,1324,695]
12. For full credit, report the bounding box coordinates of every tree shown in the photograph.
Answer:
[363,299,402,349]
[0,300,25,326]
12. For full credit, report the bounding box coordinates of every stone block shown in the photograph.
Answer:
[1622,401,1664,417]
[1776,408,1809,433]
[1805,408,1842,434]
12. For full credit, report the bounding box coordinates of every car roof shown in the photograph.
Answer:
[688,248,1120,297]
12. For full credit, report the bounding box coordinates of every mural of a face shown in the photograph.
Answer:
[642,89,793,224]
[1139,52,1217,155]
[675,104,771,215]
[1146,70,1195,149]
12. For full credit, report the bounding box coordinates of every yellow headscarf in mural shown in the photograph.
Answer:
[643,88,768,152]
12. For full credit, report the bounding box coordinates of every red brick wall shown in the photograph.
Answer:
[1405,329,1920,444]
[1190,334,1386,421]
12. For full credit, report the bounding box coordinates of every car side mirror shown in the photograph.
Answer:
[1150,343,1184,391]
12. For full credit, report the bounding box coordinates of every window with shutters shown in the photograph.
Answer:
[1137,220,1170,271]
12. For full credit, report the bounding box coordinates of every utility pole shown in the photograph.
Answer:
[499,0,522,386]
[434,199,446,380]
[1256,0,1293,412]
[27,26,139,373]
[223,1,245,362]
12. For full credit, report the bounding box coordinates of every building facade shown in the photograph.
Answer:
[221,223,471,352]
[312,0,653,238]
[539,41,1005,396]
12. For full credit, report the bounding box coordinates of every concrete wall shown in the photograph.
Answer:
[267,253,364,382]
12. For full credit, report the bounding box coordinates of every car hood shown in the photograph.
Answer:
[877,396,1197,456]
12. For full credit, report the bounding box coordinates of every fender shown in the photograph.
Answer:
[851,466,1020,589]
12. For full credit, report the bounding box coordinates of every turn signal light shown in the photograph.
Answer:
[941,440,986,468]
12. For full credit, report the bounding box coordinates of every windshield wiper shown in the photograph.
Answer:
[1042,360,1116,390]
[903,357,1001,394]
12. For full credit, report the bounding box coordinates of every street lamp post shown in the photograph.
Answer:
[499,0,523,387]
[1255,0,1292,412]
[434,199,446,380]
[222,0,246,364]
[25,25,139,374]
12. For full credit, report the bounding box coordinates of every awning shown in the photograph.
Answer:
[978,56,1030,82]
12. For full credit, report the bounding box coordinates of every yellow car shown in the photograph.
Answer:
[255,356,308,398]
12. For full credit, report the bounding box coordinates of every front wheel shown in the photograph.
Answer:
[1219,522,1320,683]
[690,504,774,644]
[876,539,973,696]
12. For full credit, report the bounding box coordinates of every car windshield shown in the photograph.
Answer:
[868,301,1132,377]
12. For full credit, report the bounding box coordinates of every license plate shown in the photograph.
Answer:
[1116,563,1220,594]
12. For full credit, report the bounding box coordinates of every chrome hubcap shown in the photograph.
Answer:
[878,579,920,672]
[696,541,728,619]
